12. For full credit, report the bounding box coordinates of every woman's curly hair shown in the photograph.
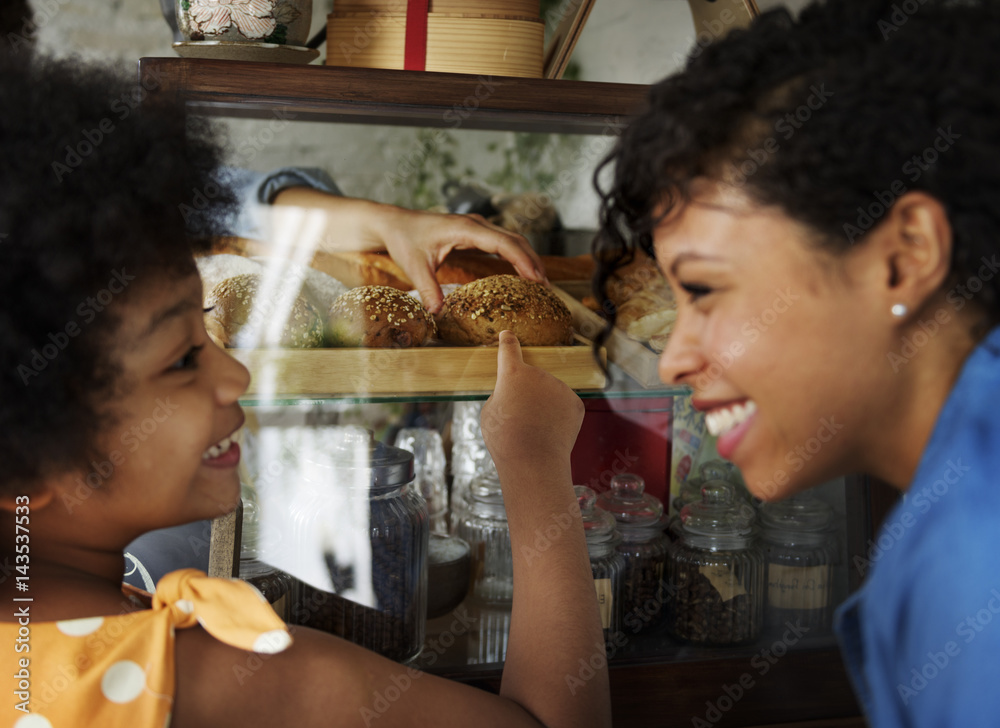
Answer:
[0,51,237,494]
[594,0,1000,348]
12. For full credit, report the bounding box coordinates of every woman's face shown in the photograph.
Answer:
[654,183,895,500]
[66,270,250,545]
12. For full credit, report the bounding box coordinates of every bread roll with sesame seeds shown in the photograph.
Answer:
[326,285,437,348]
[437,274,574,346]
[204,273,325,349]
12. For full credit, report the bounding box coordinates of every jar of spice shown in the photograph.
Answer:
[596,473,669,633]
[668,481,763,645]
[457,459,514,605]
[289,426,429,664]
[758,494,837,636]
[576,485,625,645]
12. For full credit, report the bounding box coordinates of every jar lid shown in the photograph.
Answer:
[758,493,834,538]
[673,476,704,512]
[677,460,746,506]
[469,458,504,505]
[394,427,446,480]
[679,481,755,539]
[575,485,618,545]
[327,425,414,490]
[696,459,736,483]
[596,473,664,529]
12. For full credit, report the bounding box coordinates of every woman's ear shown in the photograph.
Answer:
[875,191,953,317]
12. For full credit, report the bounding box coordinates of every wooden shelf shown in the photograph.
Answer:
[229,339,606,398]
[434,646,860,727]
[139,58,648,133]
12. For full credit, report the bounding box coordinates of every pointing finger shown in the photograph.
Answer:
[496,329,522,375]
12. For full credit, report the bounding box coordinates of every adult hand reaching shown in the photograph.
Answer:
[271,188,547,314]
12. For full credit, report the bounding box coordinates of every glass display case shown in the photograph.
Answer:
[140,55,896,727]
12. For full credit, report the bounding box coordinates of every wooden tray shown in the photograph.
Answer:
[230,335,605,396]
[552,284,663,388]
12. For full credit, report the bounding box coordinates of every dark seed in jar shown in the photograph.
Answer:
[620,555,666,630]
[287,497,426,663]
[670,562,760,645]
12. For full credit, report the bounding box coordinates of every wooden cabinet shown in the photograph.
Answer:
[140,57,889,727]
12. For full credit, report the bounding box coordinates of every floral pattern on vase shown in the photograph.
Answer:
[177,0,311,45]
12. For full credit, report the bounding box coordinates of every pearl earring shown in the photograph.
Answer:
[891,303,908,317]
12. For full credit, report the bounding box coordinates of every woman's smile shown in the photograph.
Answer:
[652,183,894,499]
[698,399,758,460]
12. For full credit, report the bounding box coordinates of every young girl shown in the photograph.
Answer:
[0,53,610,727]
[595,0,1000,725]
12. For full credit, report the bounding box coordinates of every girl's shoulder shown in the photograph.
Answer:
[2,570,295,726]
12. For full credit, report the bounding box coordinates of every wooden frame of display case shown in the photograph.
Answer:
[140,56,898,727]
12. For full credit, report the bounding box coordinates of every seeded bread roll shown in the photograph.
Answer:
[326,285,437,348]
[205,273,324,349]
[437,274,574,346]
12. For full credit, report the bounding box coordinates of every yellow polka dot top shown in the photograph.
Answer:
[3,569,292,728]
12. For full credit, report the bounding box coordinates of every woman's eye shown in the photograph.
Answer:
[169,345,204,371]
[680,282,713,302]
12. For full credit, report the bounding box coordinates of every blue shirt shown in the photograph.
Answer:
[835,325,1000,727]
[222,165,343,240]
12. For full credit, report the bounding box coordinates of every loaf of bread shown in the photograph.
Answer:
[326,285,437,348]
[197,254,349,312]
[204,273,324,348]
[584,257,677,352]
[437,274,574,346]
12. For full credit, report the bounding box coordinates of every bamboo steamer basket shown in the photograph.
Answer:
[327,0,543,77]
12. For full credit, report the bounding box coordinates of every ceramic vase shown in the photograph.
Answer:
[176,0,312,46]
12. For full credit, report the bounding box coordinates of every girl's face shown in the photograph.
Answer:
[654,183,896,500]
[71,270,250,544]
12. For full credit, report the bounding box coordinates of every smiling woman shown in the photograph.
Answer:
[593,0,1000,496]
[593,0,1000,726]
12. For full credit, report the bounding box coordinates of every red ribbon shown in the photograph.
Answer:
[404,0,430,71]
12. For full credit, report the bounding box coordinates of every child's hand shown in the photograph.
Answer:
[480,330,584,470]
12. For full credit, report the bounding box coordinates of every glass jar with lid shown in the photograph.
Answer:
[394,427,449,535]
[238,490,294,622]
[576,485,625,645]
[457,458,514,604]
[596,473,669,633]
[758,493,838,636]
[281,426,429,664]
[668,481,763,646]
[449,401,491,534]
